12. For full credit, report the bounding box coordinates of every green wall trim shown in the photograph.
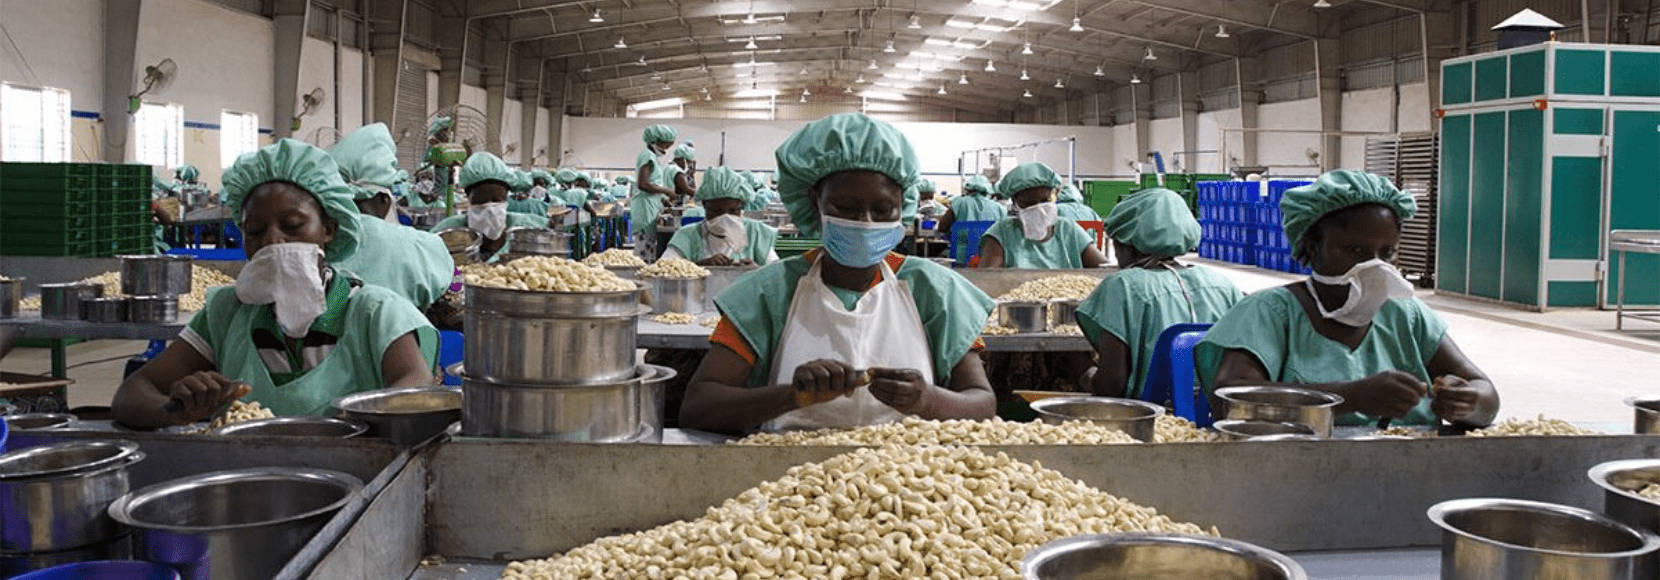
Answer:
[1548,281,1599,307]
[1438,115,1471,293]
[1549,156,1604,260]
[1553,108,1605,135]
[1554,50,1607,96]
[1509,51,1546,98]
[1503,109,1544,305]
[1475,57,1509,102]
[1443,62,1473,105]
[1609,52,1660,97]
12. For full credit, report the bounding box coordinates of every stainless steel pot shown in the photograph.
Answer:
[507,227,573,256]
[331,386,461,447]
[998,301,1049,334]
[38,283,104,321]
[638,364,677,444]
[1029,396,1163,442]
[109,467,363,580]
[605,265,643,280]
[1212,420,1318,441]
[460,373,642,441]
[1021,533,1308,580]
[0,440,145,553]
[6,413,75,431]
[436,227,483,265]
[1216,386,1344,438]
[0,278,21,319]
[646,276,705,314]
[118,255,193,297]
[1591,460,1660,541]
[211,417,368,438]
[1049,299,1081,328]
[406,208,445,230]
[82,297,129,324]
[1429,497,1660,580]
[1626,397,1660,435]
[127,296,179,323]
[464,284,644,385]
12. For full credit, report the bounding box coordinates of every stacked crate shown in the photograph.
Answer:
[1,163,153,257]
[1251,180,1312,275]
[1195,181,1259,266]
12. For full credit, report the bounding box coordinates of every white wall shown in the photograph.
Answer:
[1398,83,1431,133]
[0,0,104,109]
[1256,99,1323,176]
[1340,87,1396,170]
[137,0,273,125]
[425,72,439,117]
[1110,125,1138,176]
[295,37,368,145]
[534,106,551,166]
[459,84,486,113]
[1148,118,1184,171]
[502,98,522,164]
[1196,108,1243,175]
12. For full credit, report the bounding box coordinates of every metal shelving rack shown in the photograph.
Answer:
[1365,132,1439,287]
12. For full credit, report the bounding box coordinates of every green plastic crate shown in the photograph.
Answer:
[0,187,98,205]
[1083,180,1140,217]
[0,239,96,257]
[116,165,151,179]
[0,163,97,179]
[112,236,151,255]
[3,176,97,191]
[0,201,100,220]
[111,176,145,189]
[0,220,95,240]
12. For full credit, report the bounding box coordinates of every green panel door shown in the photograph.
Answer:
[1607,110,1660,306]
[1609,52,1660,97]
[1469,112,1508,299]
[1551,156,1604,260]
[1439,115,1471,293]
[1503,110,1543,306]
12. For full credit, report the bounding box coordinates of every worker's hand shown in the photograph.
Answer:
[1341,370,1428,419]
[791,359,864,408]
[736,259,757,267]
[698,254,735,267]
[1431,375,1481,423]
[868,368,932,414]
[164,372,251,425]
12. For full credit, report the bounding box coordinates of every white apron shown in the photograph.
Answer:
[763,255,935,431]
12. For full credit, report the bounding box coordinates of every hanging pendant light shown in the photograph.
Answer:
[662,83,672,91]
[868,59,879,70]
[614,36,628,49]
[856,74,866,83]
[844,86,853,94]
[1312,0,1332,7]
[744,36,758,50]
[1143,47,1157,61]
[1215,25,1230,38]
[636,55,648,66]
[1070,16,1084,33]
[1054,78,1065,89]
[588,9,604,23]
[984,60,996,72]
[802,87,811,96]
[884,37,897,53]
[908,14,922,29]
[937,84,947,95]
[743,12,758,24]
[1022,89,1033,98]
[1093,64,1105,77]
[799,93,807,103]
[1020,68,1030,81]
[799,66,809,76]
[1130,73,1142,84]
[1021,42,1034,55]
[958,72,969,85]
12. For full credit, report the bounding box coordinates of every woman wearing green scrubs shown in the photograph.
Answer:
[430,153,550,261]
[741,171,773,211]
[113,140,440,426]
[680,114,996,434]
[506,170,551,217]
[977,162,1110,269]
[662,167,779,266]
[329,123,456,312]
[937,175,1004,234]
[1077,188,1243,397]
[630,125,679,260]
[1055,184,1102,222]
[1198,170,1498,427]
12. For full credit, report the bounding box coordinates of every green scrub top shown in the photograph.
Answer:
[1075,266,1244,397]
[180,277,439,416]
[950,195,1006,223]
[334,218,456,310]
[982,217,1093,269]
[430,212,550,261]
[507,197,551,216]
[666,218,779,265]
[1195,287,1447,426]
[635,148,676,196]
[606,185,628,202]
[629,193,668,236]
[714,253,994,389]
[744,189,771,211]
[683,206,707,219]
[1057,201,1103,222]
[555,188,588,207]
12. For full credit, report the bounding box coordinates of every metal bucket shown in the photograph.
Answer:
[127,296,179,323]
[1591,459,1660,542]
[118,255,193,297]
[1029,396,1163,442]
[6,414,75,431]
[331,386,461,447]
[1625,397,1660,434]
[646,276,705,314]
[1021,533,1307,580]
[1216,386,1343,438]
[82,298,129,324]
[437,227,483,265]
[211,417,368,438]
[109,468,363,580]
[406,208,444,230]
[638,364,677,444]
[507,228,572,256]
[38,283,103,321]
[464,284,644,385]
[0,440,145,553]
[0,278,21,319]
[1049,299,1081,328]
[1212,420,1318,441]
[460,373,643,442]
[1429,497,1660,580]
[998,301,1049,334]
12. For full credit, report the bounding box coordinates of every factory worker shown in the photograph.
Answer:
[1077,188,1243,397]
[742,171,772,212]
[506,170,552,217]
[550,167,585,206]
[328,123,457,311]
[113,140,440,426]
[609,176,633,201]
[1198,170,1498,427]
[670,144,698,202]
[977,162,1110,269]
[662,167,779,267]
[528,170,554,201]
[936,175,1003,234]
[630,124,680,260]
[430,152,550,260]
[680,114,996,434]
[403,169,443,209]
[916,180,943,218]
[1056,184,1102,222]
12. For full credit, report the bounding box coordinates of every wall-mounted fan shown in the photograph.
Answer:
[291,87,327,131]
[128,58,178,113]
[305,126,344,149]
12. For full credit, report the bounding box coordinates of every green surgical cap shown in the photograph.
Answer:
[963,175,993,195]
[428,116,453,136]
[177,165,200,181]
[614,175,634,185]
[696,166,750,202]
[674,144,695,161]
[1059,184,1084,203]
[917,179,937,194]
[555,167,578,184]
[222,139,362,261]
[1282,169,1417,262]
[1104,188,1200,257]
[508,170,532,193]
[995,162,1061,198]
[458,152,514,189]
[531,169,554,185]
[742,171,764,190]
[328,123,401,200]
[394,169,410,184]
[575,171,594,184]
[643,124,678,144]
[775,113,919,237]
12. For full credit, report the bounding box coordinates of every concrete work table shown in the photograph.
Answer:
[636,318,1093,352]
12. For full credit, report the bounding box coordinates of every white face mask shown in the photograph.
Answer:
[1305,259,1415,327]
[1018,202,1059,241]
[467,202,509,239]
[995,199,1013,213]
[704,213,748,257]
[236,243,328,338]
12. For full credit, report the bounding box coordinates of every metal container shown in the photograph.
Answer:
[38,283,103,321]
[127,296,179,324]
[212,417,368,438]
[109,468,364,580]
[406,208,444,230]
[638,364,676,444]
[331,386,460,447]
[1021,533,1307,580]
[464,284,644,385]
[0,440,145,553]
[646,276,705,314]
[0,278,21,319]
[1216,386,1344,438]
[118,255,193,297]
[436,227,483,265]
[998,301,1049,334]
[0,534,134,577]
[1591,459,1660,540]
[1049,299,1081,328]
[507,227,572,256]
[605,265,643,280]
[1212,420,1319,441]
[1625,397,1660,434]
[461,373,642,442]
[1029,396,1164,442]
[5,413,75,431]
[82,297,129,324]
[1428,498,1660,580]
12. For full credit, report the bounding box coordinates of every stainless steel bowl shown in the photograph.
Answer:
[1591,459,1660,539]
[1021,533,1307,580]
[998,301,1049,334]
[1216,386,1344,438]
[118,255,193,297]
[646,276,705,314]
[1625,397,1660,435]
[1049,299,1082,328]
[1212,420,1318,441]
[331,386,462,447]
[638,364,677,444]
[127,296,179,323]
[212,417,368,438]
[464,284,644,385]
[604,265,643,280]
[1428,498,1660,580]
[0,278,21,319]
[38,282,104,321]
[1029,396,1164,442]
[82,297,129,324]
[109,467,363,580]
[0,440,145,553]
[506,227,573,256]
[6,413,75,431]
[436,227,483,265]
[461,374,642,441]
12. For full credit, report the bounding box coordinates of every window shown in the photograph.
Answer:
[0,83,71,162]
[220,111,259,168]
[134,102,183,168]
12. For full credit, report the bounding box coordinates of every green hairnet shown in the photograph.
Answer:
[530,169,554,185]
[696,166,751,202]
[177,165,200,182]
[775,113,920,237]
[963,175,993,195]
[742,171,763,190]
[574,171,595,185]
[995,162,1061,198]
[673,144,694,161]
[1282,169,1417,262]
[1104,188,1200,257]
[393,169,410,184]
[1058,184,1084,203]
[643,124,678,144]
[328,123,402,201]
[916,179,936,194]
[458,152,514,189]
[508,170,533,193]
[428,116,453,137]
[614,175,634,185]
[555,167,578,185]
[222,139,362,261]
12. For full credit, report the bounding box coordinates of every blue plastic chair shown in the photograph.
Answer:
[948,220,996,267]
[438,330,464,386]
[1138,323,1215,427]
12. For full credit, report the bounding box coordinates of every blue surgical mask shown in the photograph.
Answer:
[820,215,904,268]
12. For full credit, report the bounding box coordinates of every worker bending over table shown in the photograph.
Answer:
[330,123,456,312]
[976,162,1110,269]
[662,166,779,267]
[1056,183,1102,222]
[430,152,550,261]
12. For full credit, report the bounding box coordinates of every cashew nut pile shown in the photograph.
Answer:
[1467,415,1599,437]
[997,275,1101,302]
[583,248,647,267]
[1154,415,1220,443]
[1638,484,1660,500]
[465,256,636,293]
[183,400,275,434]
[733,417,1139,446]
[501,446,1215,580]
[1374,426,1434,438]
[699,316,721,328]
[640,257,712,279]
[982,324,1018,336]
[651,312,697,325]
[1050,324,1083,336]
[17,267,235,312]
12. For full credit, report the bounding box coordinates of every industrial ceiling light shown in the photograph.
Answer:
[614,36,628,49]
[800,66,809,76]
[884,37,897,53]
[1093,64,1105,76]
[958,72,970,85]
[743,12,758,24]
[636,55,648,66]
[704,92,713,101]
[845,86,854,94]
[1020,68,1030,81]
[1143,47,1157,61]
[908,14,922,29]
[1312,0,1332,7]
[589,9,604,23]
[1054,77,1065,88]
[868,59,879,70]
[802,87,811,96]
[651,72,662,80]
[1070,16,1084,33]
[1022,88,1033,98]
[1215,25,1230,38]
[1022,42,1034,55]
[745,36,759,49]
[937,84,947,95]
[856,73,866,83]
[1130,73,1141,84]
[800,93,807,103]
[985,60,996,72]
[662,83,672,91]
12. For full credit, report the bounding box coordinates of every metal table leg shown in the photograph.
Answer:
[51,339,67,379]
[1618,250,1628,331]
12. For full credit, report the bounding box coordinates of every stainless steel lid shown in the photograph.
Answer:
[0,440,143,481]
[108,467,363,533]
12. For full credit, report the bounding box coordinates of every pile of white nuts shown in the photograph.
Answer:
[183,400,275,434]
[18,267,235,312]
[582,248,647,267]
[501,446,1215,580]
[650,312,697,325]
[734,417,1140,446]
[1638,484,1660,500]
[1050,324,1083,336]
[1467,415,1599,437]
[981,324,1018,336]
[465,256,636,293]
[640,257,712,279]
[998,275,1101,302]
[1154,415,1220,443]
